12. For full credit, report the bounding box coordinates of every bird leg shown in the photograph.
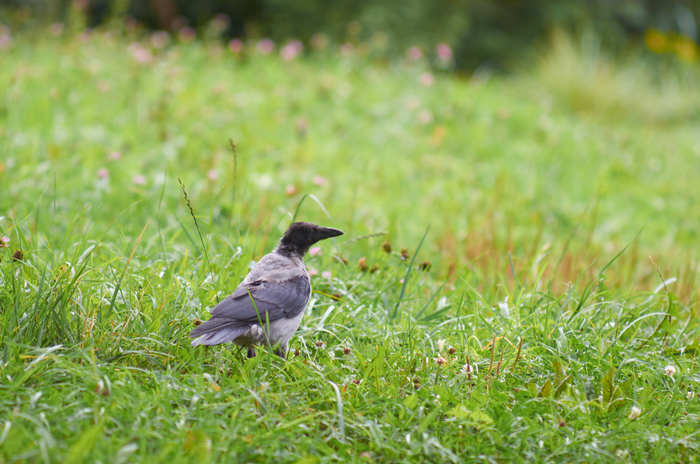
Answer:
[246,347,257,358]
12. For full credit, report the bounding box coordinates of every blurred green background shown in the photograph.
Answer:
[2,0,700,70]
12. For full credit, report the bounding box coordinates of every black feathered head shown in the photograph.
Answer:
[277,222,343,257]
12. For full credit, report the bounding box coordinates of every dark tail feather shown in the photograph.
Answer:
[190,319,246,346]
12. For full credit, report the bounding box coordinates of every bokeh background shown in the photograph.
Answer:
[3,0,700,70]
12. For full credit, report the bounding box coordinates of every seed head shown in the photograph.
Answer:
[357,256,368,272]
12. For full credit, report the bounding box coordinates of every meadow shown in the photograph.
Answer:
[0,28,698,462]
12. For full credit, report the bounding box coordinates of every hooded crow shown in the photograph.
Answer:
[190,222,343,358]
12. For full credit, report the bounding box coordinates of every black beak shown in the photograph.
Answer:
[318,227,344,240]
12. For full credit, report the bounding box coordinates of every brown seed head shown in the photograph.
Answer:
[12,250,23,262]
[382,241,392,253]
[400,248,409,260]
[95,381,110,396]
[357,256,368,272]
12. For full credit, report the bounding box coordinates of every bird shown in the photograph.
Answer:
[190,222,343,358]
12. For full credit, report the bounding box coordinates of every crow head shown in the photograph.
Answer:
[277,222,343,257]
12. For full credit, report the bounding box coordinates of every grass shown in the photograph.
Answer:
[0,27,698,463]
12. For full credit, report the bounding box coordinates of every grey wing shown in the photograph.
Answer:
[190,274,311,341]
[215,274,311,323]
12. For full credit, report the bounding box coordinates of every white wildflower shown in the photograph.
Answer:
[628,406,641,420]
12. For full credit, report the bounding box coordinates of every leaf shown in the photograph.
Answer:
[468,410,494,425]
[601,366,616,403]
[526,382,538,396]
[403,394,419,410]
[447,404,470,419]
[418,407,441,433]
[184,429,212,458]
[448,405,493,426]
[554,374,572,398]
[294,457,320,464]
[66,421,104,462]
[538,379,552,398]
[552,359,564,381]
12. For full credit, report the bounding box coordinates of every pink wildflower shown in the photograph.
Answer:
[132,175,146,185]
[257,39,275,54]
[150,31,170,49]
[128,43,153,64]
[228,38,243,54]
[178,27,195,42]
[109,151,121,161]
[407,46,422,61]
[419,72,434,87]
[309,247,322,257]
[97,168,109,179]
[322,271,332,279]
[281,40,303,61]
[313,176,327,186]
[0,236,9,248]
[436,43,453,62]
[50,23,64,36]
[285,184,298,196]
[208,169,218,181]
[308,268,319,276]
[0,26,11,50]
[418,110,433,125]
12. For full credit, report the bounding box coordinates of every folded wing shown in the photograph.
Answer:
[189,274,311,345]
